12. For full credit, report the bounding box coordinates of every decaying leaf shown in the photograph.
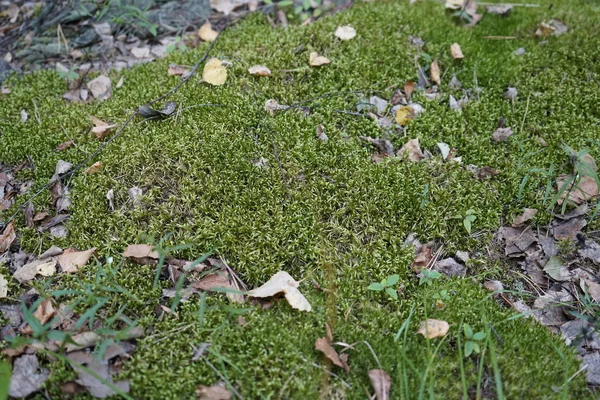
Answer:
[0,273,8,298]
[247,271,311,312]
[58,248,96,273]
[335,25,356,41]
[72,356,130,398]
[248,65,271,77]
[368,369,391,400]
[85,161,103,174]
[91,116,118,139]
[264,99,289,114]
[492,127,513,142]
[36,259,57,277]
[445,0,464,9]
[543,256,571,281]
[404,80,415,101]
[359,136,394,157]
[397,138,424,162]
[123,244,159,263]
[202,58,228,85]
[56,140,75,152]
[138,102,177,120]
[536,19,568,37]
[9,354,49,398]
[0,221,16,255]
[316,124,328,141]
[417,319,449,339]
[430,59,441,86]
[412,244,433,270]
[168,64,191,77]
[87,75,112,101]
[309,52,331,67]
[315,337,350,372]
[512,208,537,227]
[395,105,416,126]
[556,174,599,205]
[486,4,512,15]
[198,21,219,42]
[196,384,231,400]
[33,298,56,325]
[450,43,464,59]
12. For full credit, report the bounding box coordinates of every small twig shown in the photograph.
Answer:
[519,93,531,134]
[334,109,369,117]
[478,2,540,6]
[272,141,291,200]
[484,36,517,40]
[32,99,41,124]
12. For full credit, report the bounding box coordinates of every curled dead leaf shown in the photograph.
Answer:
[492,127,513,142]
[512,208,537,227]
[315,337,349,372]
[430,59,441,86]
[87,75,111,101]
[417,319,449,339]
[202,58,227,85]
[397,138,424,162]
[248,65,271,77]
[247,271,311,312]
[85,162,103,174]
[450,43,464,59]
[0,221,16,255]
[309,52,331,67]
[168,64,191,77]
[368,369,391,400]
[123,244,159,262]
[90,116,117,139]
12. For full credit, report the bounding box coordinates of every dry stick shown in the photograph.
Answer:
[5,32,222,225]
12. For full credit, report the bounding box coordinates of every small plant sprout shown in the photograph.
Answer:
[432,289,451,310]
[463,209,477,234]
[368,274,400,300]
[418,269,441,286]
[463,324,486,357]
[57,65,80,82]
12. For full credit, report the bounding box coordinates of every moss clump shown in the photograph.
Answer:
[2,0,600,397]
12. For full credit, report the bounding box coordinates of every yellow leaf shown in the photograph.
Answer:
[417,319,449,339]
[309,52,331,67]
[198,21,218,42]
[85,161,103,174]
[450,43,464,59]
[395,106,415,126]
[202,58,227,85]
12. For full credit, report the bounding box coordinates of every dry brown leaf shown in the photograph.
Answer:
[36,259,57,277]
[334,25,356,41]
[58,248,96,273]
[33,298,56,325]
[65,331,102,352]
[90,116,118,139]
[85,162,103,174]
[247,271,311,312]
[0,221,16,255]
[56,140,75,152]
[368,369,391,400]
[87,75,112,101]
[248,65,271,77]
[196,384,231,400]
[168,64,191,76]
[397,138,424,162]
[316,124,328,141]
[556,174,599,205]
[309,52,331,67]
[417,319,449,339]
[450,43,464,59]
[198,21,219,42]
[512,208,537,227]
[492,127,513,142]
[202,58,227,86]
[315,337,349,372]
[430,59,441,86]
[412,245,433,270]
[123,244,159,260]
[404,80,415,101]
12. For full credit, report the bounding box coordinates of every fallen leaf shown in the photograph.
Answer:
[433,257,466,277]
[504,87,517,101]
[556,174,598,205]
[58,248,96,273]
[56,140,75,151]
[85,162,103,174]
[138,102,177,120]
[0,221,16,255]
[551,217,587,241]
[123,244,159,262]
[412,245,433,270]
[445,0,464,9]
[0,274,8,298]
[309,52,331,67]
[473,165,500,179]
[247,271,311,312]
[168,64,191,77]
[36,259,57,277]
[512,208,537,227]
[202,58,228,85]
[543,256,571,281]
[107,189,115,211]
[198,21,219,42]
[437,143,451,160]
[450,43,464,59]
[316,124,328,141]
[536,19,568,37]
[33,298,56,325]
[5,4,19,23]
[315,337,349,372]
[449,95,461,111]
[248,65,271,77]
[73,357,130,398]
[397,138,424,162]
[335,25,356,41]
[486,4,512,15]
[131,46,150,58]
[492,127,513,142]
[359,136,394,157]
[404,80,415,101]
[395,105,416,126]
[483,280,504,292]
[21,109,28,123]
[90,116,118,139]
[264,99,289,114]
[430,59,441,86]
[368,369,391,400]
[417,319,449,339]
[87,75,112,101]
[196,384,231,400]
[9,355,49,398]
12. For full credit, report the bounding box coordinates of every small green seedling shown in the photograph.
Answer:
[419,269,441,286]
[368,274,400,300]
[463,209,477,234]
[463,324,486,357]
[57,65,80,82]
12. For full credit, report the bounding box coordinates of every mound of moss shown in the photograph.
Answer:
[1,0,599,398]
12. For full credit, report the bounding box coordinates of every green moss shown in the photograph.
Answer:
[2,0,600,397]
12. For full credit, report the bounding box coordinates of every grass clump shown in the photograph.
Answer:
[1,0,600,397]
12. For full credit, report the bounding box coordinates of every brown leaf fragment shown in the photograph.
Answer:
[0,221,16,255]
[359,136,394,157]
[512,208,538,227]
[74,357,130,398]
[247,271,311,312]
[556,174,598,205]
[397,138,424,162]
[551,217,586,241]
[316,124,328,141]
[368,369,391,400]
[474,166,500,180]
[87,75,112,101]
[123,244,159,263]
[430,59,441,86]
[248,65,271,77]
[9,354,49,398]
[433,257,466,277]
[450,43,464,59]
[24,202,34,228]
[417,319,449,339]
[315,337,350,372]
[168,64,191,77]
[33,212,49,222]
[38,214,69,232]
[412,245,433,270]
[483,280,504,293]
[33,298,56,325]
[404,80,415,101]
[497,226,537,256]
[309,52,331,67]
[196,384,231,400]
[58,248,96,273]
[56,140,75,152]
[492,127,513,142]
[390,88,406,106]
[91,116,118,139]
[85,161,103,174]
[60,381,86,395]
